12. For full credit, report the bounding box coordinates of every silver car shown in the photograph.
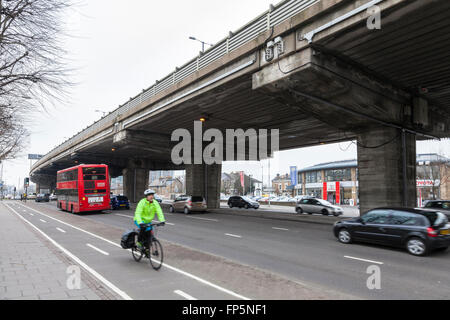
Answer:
[296,198,344,217]
[169,195,207,214]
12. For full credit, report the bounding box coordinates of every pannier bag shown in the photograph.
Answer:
[121,230,138,249]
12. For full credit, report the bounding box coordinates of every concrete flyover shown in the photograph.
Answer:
[31,0,450,213]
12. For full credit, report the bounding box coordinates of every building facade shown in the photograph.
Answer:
[416,154,450,205]
[271,174,292,196]
[296,160,358,205]
[293,154,450,207]
[149,177,184,200]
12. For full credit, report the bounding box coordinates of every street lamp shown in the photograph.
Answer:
[189,36,213,52]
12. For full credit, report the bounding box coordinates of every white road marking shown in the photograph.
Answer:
[272,227,289,231]
[87,244,110,256]
[344,256,383,265]
[18,203,249,300]
[115,214,133,219]
[165,222,175,226]
[225,233,242,238]
[56,227,66,233]
[29,213,34,216]
[39,219,47,223]
[4,203,132,300]
[187,216,219,222]
[174,290,197,300]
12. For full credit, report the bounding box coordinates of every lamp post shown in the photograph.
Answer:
[189,36,213,53]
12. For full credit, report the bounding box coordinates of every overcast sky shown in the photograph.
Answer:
[2,0,449,188]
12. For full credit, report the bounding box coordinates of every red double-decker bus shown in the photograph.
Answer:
[56,164,110,213]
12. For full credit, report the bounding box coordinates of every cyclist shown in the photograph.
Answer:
[134,189,165,249]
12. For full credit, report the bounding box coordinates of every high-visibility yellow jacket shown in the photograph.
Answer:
[134,198,165,225]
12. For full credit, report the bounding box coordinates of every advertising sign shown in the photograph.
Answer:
[290,166,297,186]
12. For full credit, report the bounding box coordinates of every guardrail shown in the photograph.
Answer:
[32,0,319,172]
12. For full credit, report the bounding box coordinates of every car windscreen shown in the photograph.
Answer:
[191,196,204,202]
[116,196,128,201]
[242,197,252,202]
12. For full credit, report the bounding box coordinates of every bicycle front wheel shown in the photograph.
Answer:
[148,238,163,270]
[131,246,143,262]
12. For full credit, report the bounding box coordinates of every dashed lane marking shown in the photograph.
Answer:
[272,227,289,231]
[87,243,110,256]
[174,290,197,300]
[344,256,384,265]
[225,233,242,239]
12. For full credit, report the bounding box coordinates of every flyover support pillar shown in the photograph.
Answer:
[122,167,150,203]
[185,164,222,209]
[357,127,416,215]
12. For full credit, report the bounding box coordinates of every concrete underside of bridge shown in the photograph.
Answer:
[31,0,450,212]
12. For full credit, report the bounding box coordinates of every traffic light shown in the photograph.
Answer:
[24,177,29,188]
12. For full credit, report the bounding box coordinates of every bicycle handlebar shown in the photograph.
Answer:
[140,222,165,227]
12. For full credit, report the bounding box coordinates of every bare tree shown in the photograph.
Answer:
[0,0,72,161]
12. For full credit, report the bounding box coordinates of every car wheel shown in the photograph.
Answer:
[406,237,428,256]
[296,207,303,214]
[333,212,340,217]
[338,229,352,244]
[244,204,249,210]
[228,203,233,208]
[322,209,329,216]
[184,207,189,215]
[169,206,175,213]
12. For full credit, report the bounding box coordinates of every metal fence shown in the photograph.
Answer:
[33,0,319,171]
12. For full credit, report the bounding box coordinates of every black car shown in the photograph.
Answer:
[333,207,450,256]
[423,200,450,219]
[228,196,259,209]
[110,195,130,210]
[35,194,50,202]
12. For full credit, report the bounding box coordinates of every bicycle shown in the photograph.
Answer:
[131,222,165,270]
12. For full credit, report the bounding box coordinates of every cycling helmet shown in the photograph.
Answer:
[144,189,156,196]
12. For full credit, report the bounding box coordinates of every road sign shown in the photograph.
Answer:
[28,154,43,160]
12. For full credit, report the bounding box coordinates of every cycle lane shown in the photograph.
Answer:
[5,202,245,300]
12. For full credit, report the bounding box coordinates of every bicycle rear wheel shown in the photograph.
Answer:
[148,238,163,270]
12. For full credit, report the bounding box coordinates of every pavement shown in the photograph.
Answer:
[0,202,117,300]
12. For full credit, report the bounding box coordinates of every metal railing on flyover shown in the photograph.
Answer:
[32,0,319,172]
